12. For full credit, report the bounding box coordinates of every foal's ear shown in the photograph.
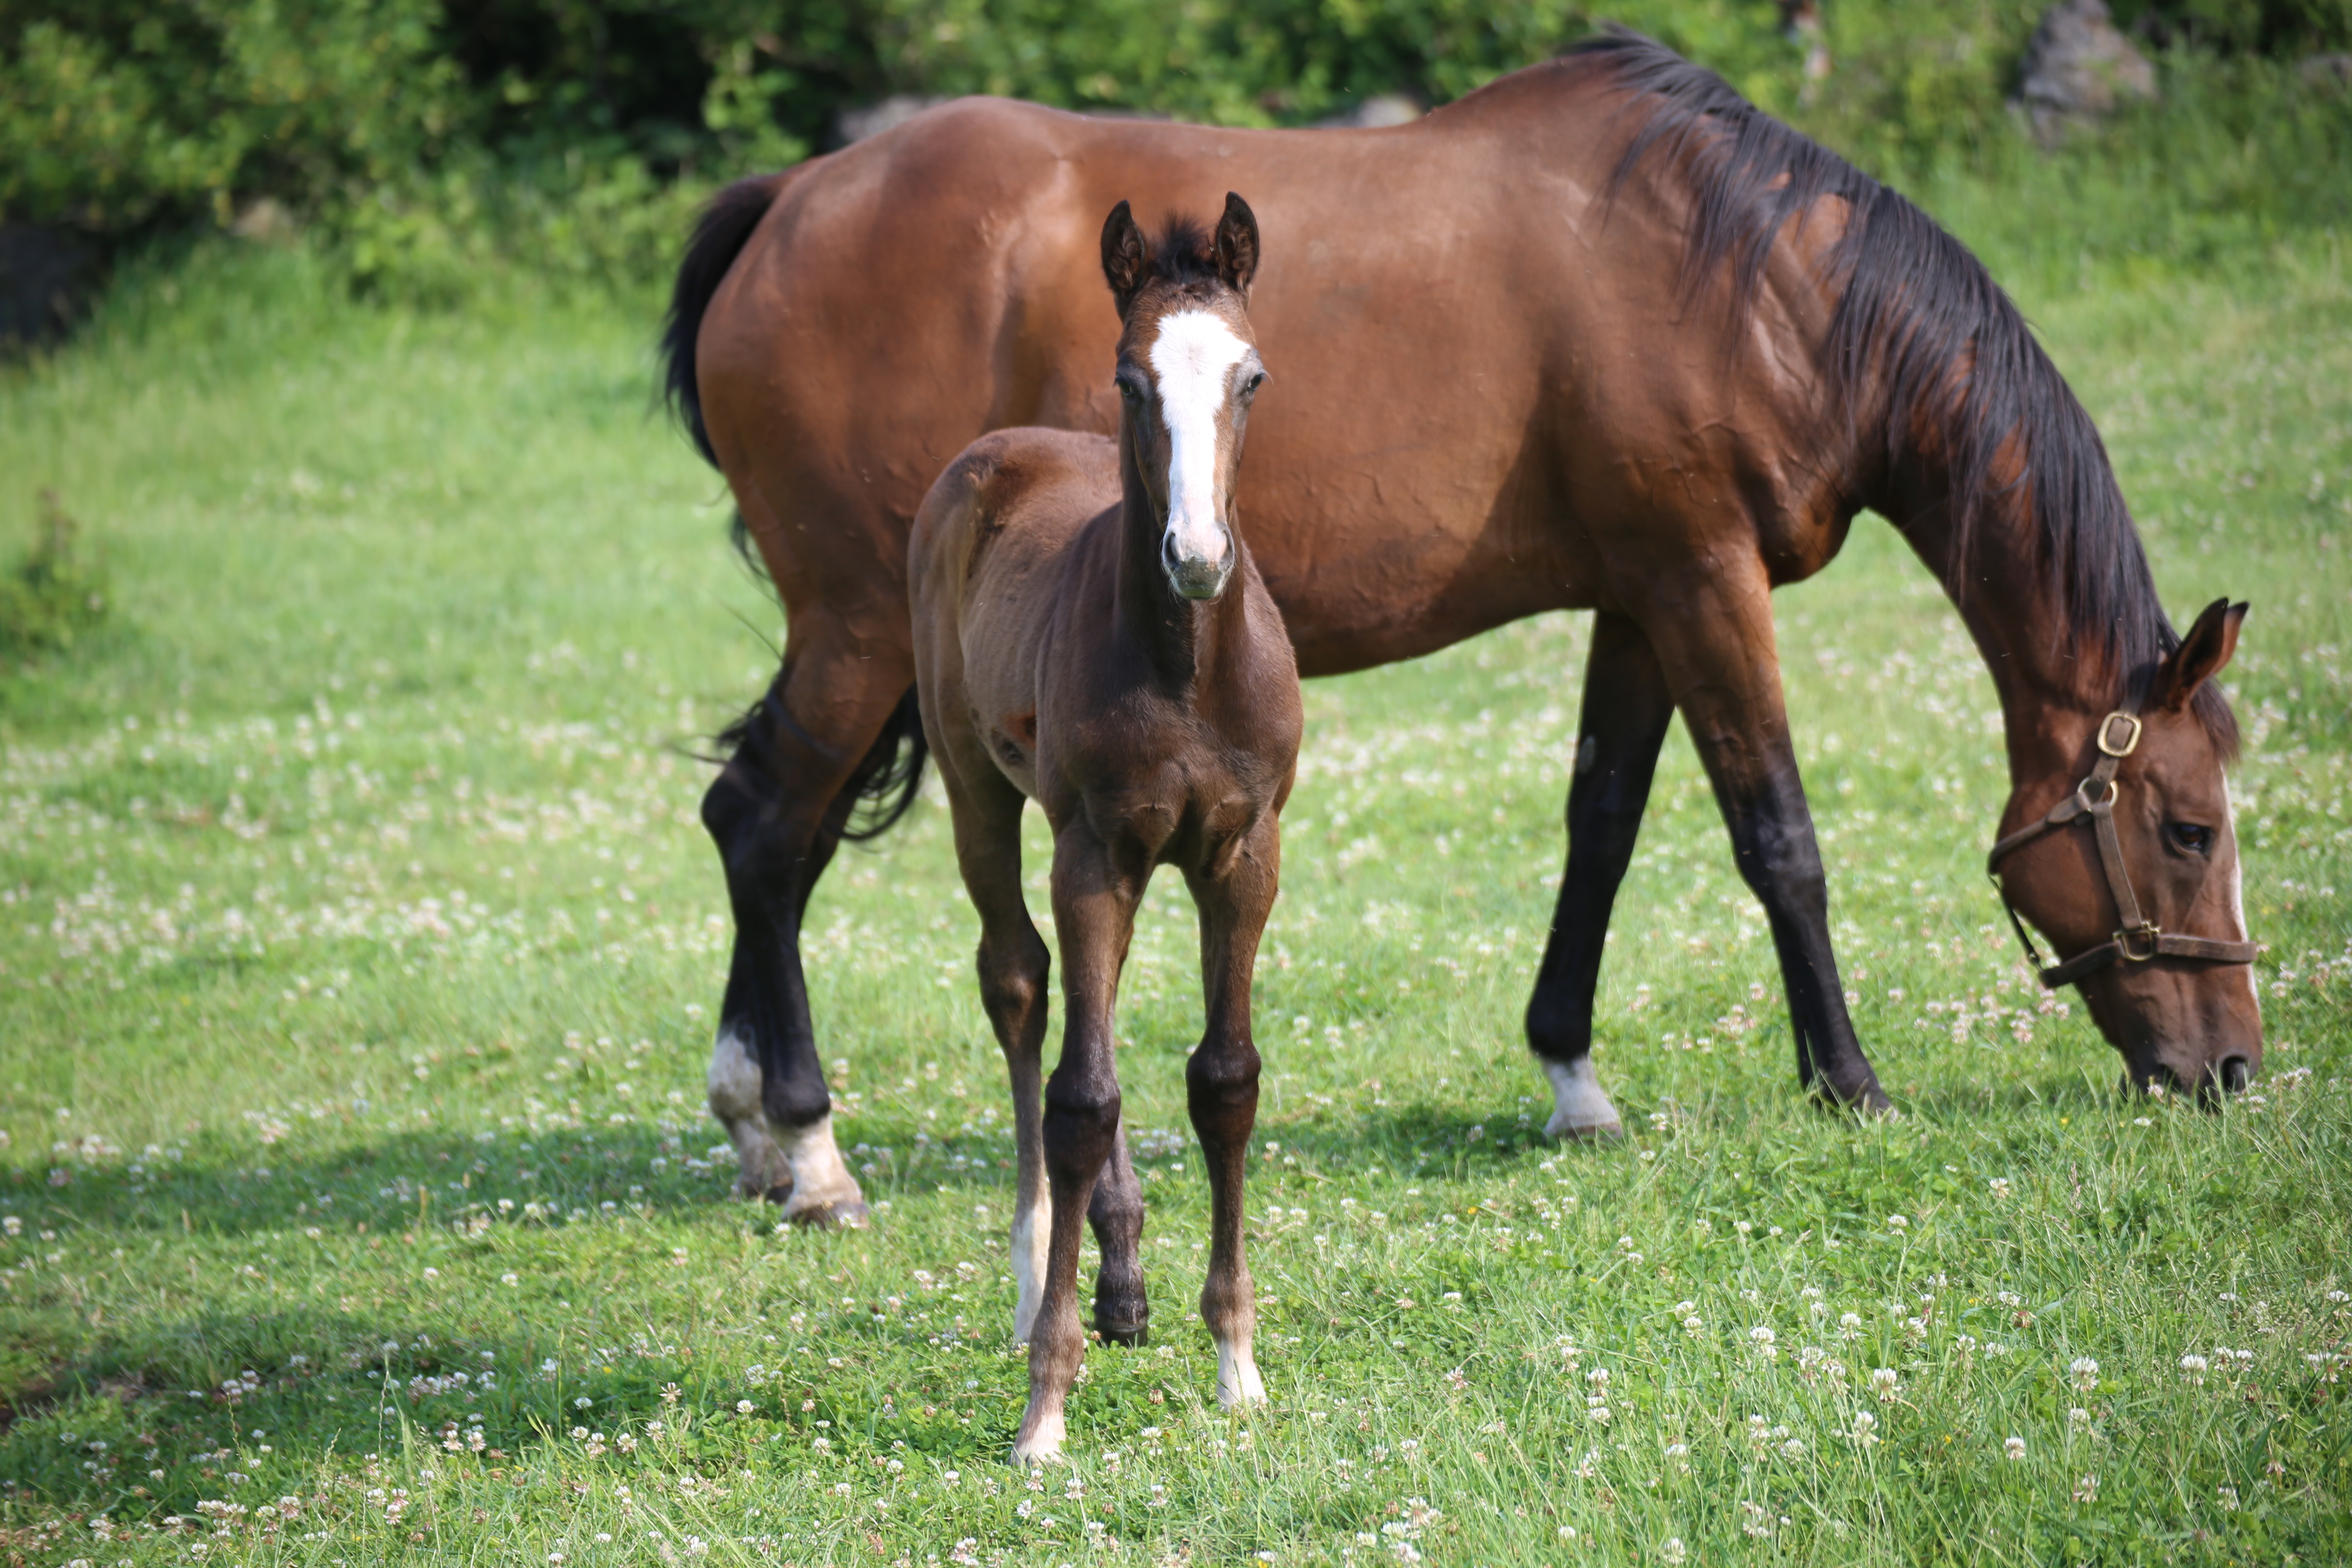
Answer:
[1214,192,1260,298]
[1101,200,1150,318]
[2153,597,2249,711]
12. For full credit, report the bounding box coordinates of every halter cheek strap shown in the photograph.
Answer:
[1986,704,2259,990]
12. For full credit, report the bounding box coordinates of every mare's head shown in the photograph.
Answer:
[1994,599,2262,1097]
[1100,193,1266,602]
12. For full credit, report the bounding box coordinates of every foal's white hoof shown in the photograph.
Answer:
[1215,1342,1267,1409]
[1010,1410,1067,1467]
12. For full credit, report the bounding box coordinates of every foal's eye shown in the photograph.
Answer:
[2167,822,2213,855]
[1116,376,1143,404]
[1243,371,1267,395]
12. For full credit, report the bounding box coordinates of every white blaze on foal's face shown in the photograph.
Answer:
[1146,307,1254,593]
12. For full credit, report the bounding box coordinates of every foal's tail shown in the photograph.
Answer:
[660,172,787,468]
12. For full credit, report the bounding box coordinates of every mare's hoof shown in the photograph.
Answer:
[1096,1318,1149,1348]
[1548,1118,1623,1143]
[757,1183,794,1205]
[1813,1082,1895,1118]
[784,1196,872,1229]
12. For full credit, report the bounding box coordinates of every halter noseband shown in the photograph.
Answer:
[1986,699,2258,990]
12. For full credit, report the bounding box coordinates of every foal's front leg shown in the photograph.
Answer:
[1011,825,1142,1465]
[1185,824,1279,1408]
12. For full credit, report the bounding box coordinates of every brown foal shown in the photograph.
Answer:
[907,196,1301,1463]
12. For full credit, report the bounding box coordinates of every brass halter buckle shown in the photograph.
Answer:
[2096,711,2142,758]
[2074,775,2118,813]
[2115,922,2162,962]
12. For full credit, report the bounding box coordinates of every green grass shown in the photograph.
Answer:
[0,204,2347,1566]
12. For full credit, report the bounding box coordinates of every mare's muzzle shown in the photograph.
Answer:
[1163,530,1232,601]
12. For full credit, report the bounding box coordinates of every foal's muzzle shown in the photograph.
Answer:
[1162,531,1232,601]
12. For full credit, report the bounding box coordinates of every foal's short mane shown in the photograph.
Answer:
[1571,31,2234,755]
[1144,214,1223,290]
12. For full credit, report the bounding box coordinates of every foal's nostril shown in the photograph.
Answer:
[2218,1054,2252,1094]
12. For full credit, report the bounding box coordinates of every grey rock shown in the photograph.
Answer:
[832,95,952,147]
[228,197,299,246]
[2299,53,2352,91]
[2014,0,2157,145]
[1312,93,1423,129]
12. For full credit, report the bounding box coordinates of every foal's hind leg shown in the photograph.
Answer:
[1011,825,1143,1464]
[1185,825,1280,1408]
[1526,612,1676,1140]
[939,763,1058,1344]
[1086,1121,1149,1345]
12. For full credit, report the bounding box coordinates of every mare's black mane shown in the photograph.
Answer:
[1573,31,2234,752]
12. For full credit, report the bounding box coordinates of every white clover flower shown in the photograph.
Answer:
[1871,1367,1900,1401]
[2069,1356,2099,1392]
[2005,1435,2027,1461]
[1886,1214,1909,1232]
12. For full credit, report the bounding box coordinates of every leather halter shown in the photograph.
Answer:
[1986,701,2259,990]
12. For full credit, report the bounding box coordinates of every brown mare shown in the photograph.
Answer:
[676,33,2262,1262]
[909,197,1299,1461]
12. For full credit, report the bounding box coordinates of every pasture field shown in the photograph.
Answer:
[0,216,2349,1565]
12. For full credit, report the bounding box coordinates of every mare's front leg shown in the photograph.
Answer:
[1185,821,1280,1408]
[1011,823,1143,1464]
[1640,572,1889,1111]
[1525,611,1677,1139]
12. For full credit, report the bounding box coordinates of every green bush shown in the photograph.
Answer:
[2,0,2347,305]
[0,491,108,666]
[2113,0,2352,52]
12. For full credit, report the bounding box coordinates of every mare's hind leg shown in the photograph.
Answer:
[709,704,876,1201]
[1638,574,1889,1112]
[1185,822,1280,1408]
[1011,824,1143,1465]
[1526,612,1677,1140]
[703,640,918,1226]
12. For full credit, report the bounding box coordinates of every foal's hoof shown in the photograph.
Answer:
[1009,1411,1068,1467]
[783,1195,872,1229]
[1095,1316,1149,1348]
[1547,1117,1624,1143]
[756,1182,794,1205]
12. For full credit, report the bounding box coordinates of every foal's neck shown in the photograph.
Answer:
[1113,422,1247,686]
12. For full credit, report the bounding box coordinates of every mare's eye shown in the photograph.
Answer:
[1116,377,1143,404]
[1244,371,1267,395]
[2167,822,2213,855]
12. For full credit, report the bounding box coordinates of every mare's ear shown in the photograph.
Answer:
[1214,192,1260,298]
[2153,598,2249,711]
[1101,200,1150,318]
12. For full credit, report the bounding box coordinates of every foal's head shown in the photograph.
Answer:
[1100,194,1267,602]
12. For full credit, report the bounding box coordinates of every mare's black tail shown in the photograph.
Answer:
[838,687,929,842]
[713,684,929,844]
[660,174,786,468]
